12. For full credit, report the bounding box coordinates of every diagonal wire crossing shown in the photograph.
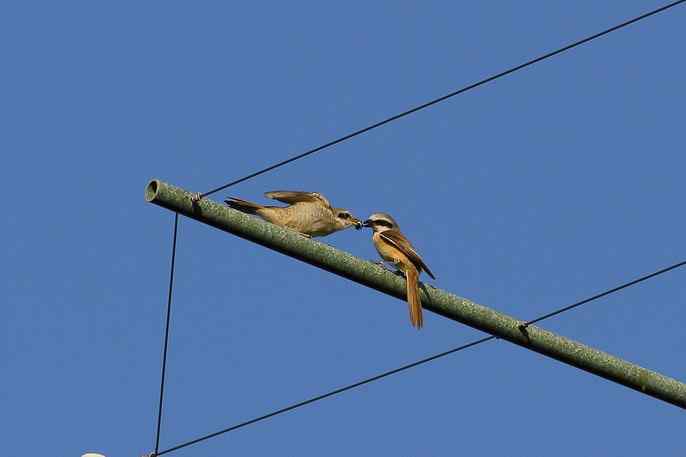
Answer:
[199,0,686,199]
[155,259,686,456]
[153,213,179,456]
[150,1,686,455]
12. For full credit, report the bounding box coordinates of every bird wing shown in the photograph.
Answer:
[264,191,332,209]
[379,229,436,279]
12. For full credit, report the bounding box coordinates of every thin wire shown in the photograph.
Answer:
[156,336,495,456]
[522,260,686,327]
[155,258,686,455]
[152,1,686,453]
[154,213,179,456]
[199,0,686,198]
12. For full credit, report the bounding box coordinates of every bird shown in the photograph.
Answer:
[225,191,362,237]
[363,212,435,329]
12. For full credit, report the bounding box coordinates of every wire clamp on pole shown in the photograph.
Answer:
[190,192,203,205]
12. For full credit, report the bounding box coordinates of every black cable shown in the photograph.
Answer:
[199,0,686,198]
[155,258,686,455]
[156,336,495,456]
[149,2,686,454]
[154,213,179,456]
[521,260,686,328]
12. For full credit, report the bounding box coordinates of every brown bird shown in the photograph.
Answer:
[363,213,435,329]
[225,191,362,237]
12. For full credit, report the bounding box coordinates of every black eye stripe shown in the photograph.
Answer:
[375,220,393,228]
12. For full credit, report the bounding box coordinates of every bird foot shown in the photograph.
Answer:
[373,261,403,276]
[190,192,202,205]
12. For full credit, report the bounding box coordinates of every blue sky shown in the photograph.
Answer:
[2,1,685,456]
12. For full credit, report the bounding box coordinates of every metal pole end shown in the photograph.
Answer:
[145,179,161,203]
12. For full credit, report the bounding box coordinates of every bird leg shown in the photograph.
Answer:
[373,260,391,270]
[392,269,406,278]
[373,260,404,276]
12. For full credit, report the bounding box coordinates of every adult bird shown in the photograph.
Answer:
[363,212,435,329]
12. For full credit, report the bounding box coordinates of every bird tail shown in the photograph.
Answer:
[405,267,423,329]
[224,197,264,215]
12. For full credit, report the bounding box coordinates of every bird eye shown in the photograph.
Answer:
[339,213,350,219]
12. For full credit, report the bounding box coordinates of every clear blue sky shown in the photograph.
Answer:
[2,1,685,456]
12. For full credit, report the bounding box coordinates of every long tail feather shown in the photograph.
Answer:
[405,267,423,329]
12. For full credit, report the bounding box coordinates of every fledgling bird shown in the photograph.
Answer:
[225,191,362,237]
[363,213,435,329]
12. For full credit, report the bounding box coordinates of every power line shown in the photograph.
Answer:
[149,2,686,454]
[522,260,686,327]
[199,0,686,198]
[154,258,686,456]
[154,213,179,456]
[157,336,495,456]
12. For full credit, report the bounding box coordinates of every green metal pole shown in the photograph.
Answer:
[145,178,686,409]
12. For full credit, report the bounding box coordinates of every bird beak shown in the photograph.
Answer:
[352,217,363,230]
[362,219,373,228]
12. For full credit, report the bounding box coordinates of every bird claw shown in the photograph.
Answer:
[373,261,403,276]
[190,192,202,205]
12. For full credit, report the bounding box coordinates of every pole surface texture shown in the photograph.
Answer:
[146,178,686,409]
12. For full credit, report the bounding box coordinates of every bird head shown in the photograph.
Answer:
[333,208,363,230]
[362,212,399,232]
